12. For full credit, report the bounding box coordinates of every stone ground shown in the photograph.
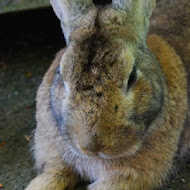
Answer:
[0,4,190,190]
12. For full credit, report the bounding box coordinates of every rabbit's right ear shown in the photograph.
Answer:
[50,0,94,44]
[112,0,156,42]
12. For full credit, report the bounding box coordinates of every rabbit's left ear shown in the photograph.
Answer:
[112,0,156,42]
[50,0,94,44]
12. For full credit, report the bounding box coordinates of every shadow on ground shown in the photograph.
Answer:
[0,5,189,190]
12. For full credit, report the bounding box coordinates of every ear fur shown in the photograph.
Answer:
[50,0,156,44]
[112,0,155,18]
[112,0,156,41]
[112,0,133,11]
[50,0,94,44]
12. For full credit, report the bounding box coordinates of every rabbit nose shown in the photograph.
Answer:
[79,132,106,156]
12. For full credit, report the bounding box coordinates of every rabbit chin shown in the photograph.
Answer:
[69,141,142,160]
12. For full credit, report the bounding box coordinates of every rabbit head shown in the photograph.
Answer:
[50,0,166,159]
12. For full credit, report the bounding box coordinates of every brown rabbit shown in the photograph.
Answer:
[150,0,190,159]
[25,0,189,189]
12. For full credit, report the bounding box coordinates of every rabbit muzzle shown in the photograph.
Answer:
[61,96,143,159]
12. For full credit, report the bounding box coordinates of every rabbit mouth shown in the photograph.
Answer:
[66,137,142,160]
[97,142,142,160]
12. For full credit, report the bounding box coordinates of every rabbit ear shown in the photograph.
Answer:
[112,0,156,41]
[50,0,94,44]
[112,0,155,17]
[112,0,133,11]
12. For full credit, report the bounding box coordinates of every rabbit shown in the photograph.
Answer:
[150,0,190,160]
[25,0,189,189]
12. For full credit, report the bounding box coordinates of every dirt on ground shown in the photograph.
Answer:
[0,4,190,190]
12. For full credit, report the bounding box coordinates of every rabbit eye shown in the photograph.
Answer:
[127,67,137,91]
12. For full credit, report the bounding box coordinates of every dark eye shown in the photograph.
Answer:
[127,67,137,91]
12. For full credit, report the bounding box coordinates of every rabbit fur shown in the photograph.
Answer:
[25,0,189,189]
[150,0,190,160]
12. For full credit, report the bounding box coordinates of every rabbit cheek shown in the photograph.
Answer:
[51,71,67,125]
[132,77,164,129]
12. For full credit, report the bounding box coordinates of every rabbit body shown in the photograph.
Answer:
[25,1,189,190]
[150,0,190,159]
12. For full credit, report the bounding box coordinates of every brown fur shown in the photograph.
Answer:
[25,1,189,190]
[150,0,190,159]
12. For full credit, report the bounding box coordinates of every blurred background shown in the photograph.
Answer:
[0,0,49,13]
[0,0,189,189]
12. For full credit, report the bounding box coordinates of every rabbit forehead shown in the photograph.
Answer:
[61,35,135,88]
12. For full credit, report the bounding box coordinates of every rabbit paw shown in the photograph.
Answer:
[88,179,128,190]
[25,173,75,190]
